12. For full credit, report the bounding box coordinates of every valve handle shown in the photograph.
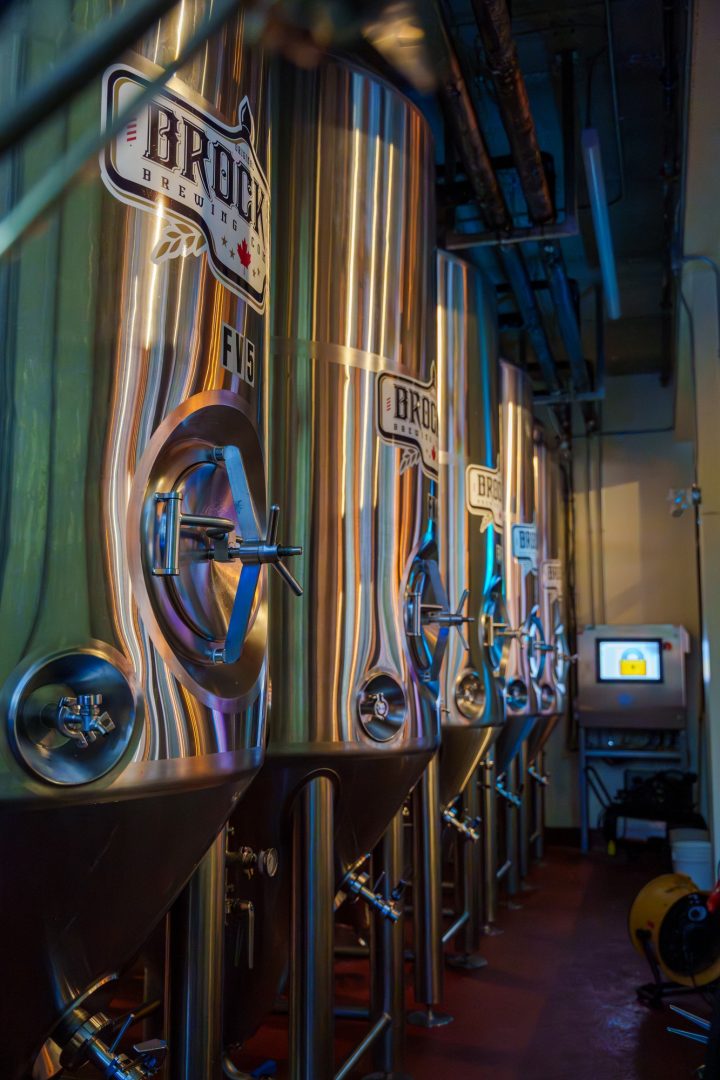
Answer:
[154,447,302,666]
[429,588,475,651]
[391,877,410,902]
[131,1039,167,1076]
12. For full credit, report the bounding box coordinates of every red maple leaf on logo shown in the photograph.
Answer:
[237,239,252,268]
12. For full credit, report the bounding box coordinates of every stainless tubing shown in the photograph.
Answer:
[290,776,336,1080]
[411,755,444,1009]
[168,832,226,1080]
[367,810,407,1078]
[533,751,546,860]
[519,741,531,881]
[457,774,483,958]
[482,761,499,929]
[505,758,520,897]
[336,1014,391,1080]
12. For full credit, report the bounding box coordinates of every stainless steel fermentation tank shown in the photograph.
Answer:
[219,57,442,1080]
[436,253,504,810]
[494,361,543,894]
[0,7,282,1078]
[494,361,542,767]
[408,253,505,1023]
[527,430,569,858]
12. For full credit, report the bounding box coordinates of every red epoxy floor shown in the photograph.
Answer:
[235,845,709,1078]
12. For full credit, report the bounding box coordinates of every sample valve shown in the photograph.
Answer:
[58,1006,166,1080]
[528,765,549,787]
[442,802,481,842]
[47,693,115,749]
[343,865,406,922]
[496,778,522,808]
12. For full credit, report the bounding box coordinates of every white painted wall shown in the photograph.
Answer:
[544,374,701,830]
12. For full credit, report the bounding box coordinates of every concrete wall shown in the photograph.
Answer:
[543,374,701,830]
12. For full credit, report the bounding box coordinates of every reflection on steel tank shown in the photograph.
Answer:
[436,251,506,809]
[494,360,542,776]
[529,427,570,764]
[0,6,275,1077]
[221,56,441,1078]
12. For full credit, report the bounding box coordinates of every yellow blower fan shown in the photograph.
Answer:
[629,873,720,1006]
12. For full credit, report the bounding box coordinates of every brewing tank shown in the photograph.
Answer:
[0,7,272,1076]
[436,252,504,808]
[528,429,569,762]
[494,360,541,774]
[223,55,440,1048]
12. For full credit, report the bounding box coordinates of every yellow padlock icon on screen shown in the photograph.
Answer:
[620,647,647,677]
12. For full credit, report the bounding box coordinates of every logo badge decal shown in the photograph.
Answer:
[466,462,503,532]
[541,558,563,598]
[101,64,269,312]
[511,523,538,576]
[376,366,438,479]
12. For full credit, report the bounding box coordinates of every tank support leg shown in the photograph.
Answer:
[408,754,452,1028]
[533,751,546,861]
[481,760,502,934]
[290,775,336,1080]
[363,810,412,1080]
[505,758,521,900]
[447,772,486,969]
[167,831,226,1080]
[519,742,532,883]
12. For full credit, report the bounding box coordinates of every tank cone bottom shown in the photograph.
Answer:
[447,951,488,970]
[406,1007,454,1028]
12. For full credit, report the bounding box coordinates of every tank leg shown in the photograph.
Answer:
[407,754,453,1029]
[290,775,336,1080]
[519,741,531,883]
[533,751,546,862]
[505,757,521,901]
[167,831,226,1080]
[363,810,413,1080]
[447,772,486,970]
[481,760,502,935]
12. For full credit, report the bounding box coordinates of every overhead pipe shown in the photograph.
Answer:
[464,3,596,417]
[469,0,554,224]
[544,52,596,418]
[426,5,561,394]
[430,12,511,232]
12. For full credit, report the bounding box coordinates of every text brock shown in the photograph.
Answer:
[142,103,265,244]
[471,470,501,503]
[392,384,438,435]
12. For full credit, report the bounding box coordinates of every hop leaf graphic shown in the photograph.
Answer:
[237,238,252,268]
[152,220,205,263]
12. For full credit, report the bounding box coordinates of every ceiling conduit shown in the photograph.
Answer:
[427,4,562,395]
[470,0,596,416]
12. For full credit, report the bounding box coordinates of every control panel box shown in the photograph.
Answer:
[576,624,689,729]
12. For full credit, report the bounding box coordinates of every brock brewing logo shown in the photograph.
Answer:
[466,461,503,532]
[511,522,538,576]
[541,559,563,598]
[100,64,269,312]
[376,366,438,479]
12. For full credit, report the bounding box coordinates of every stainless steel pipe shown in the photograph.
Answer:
[290,777,336,1080]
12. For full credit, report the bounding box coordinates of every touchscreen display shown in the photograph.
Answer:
[596,639,663,683]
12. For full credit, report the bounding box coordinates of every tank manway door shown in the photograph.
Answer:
[129,392,301,709]
[405,555,474,683]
